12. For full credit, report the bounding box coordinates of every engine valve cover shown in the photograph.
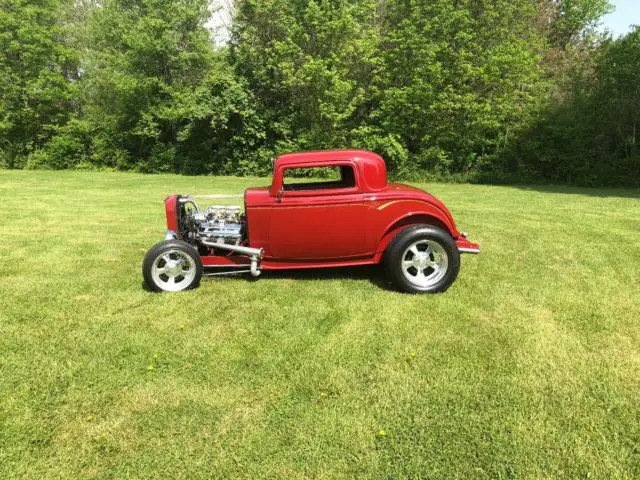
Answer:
[193,206,243,245]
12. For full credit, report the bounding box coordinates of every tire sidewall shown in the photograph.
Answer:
[143,240,203,292]
[385,225,460,293]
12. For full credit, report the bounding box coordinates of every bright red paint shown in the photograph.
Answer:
[167,149,479,269]
[164,195,179,232]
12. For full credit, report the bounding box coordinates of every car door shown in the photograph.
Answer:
[268,163,370,260]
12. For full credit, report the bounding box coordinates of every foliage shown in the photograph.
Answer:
[509,26,640,186]
[230,0,549,178]
[374,0,548,177]
[0,0,77,168]
[2,0,640,186]
[76,0,267,174]
[230,0,383,161]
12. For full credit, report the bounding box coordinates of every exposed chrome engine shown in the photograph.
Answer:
[191,205,243,246]
[175,195,261,277]
[176,196,246,246]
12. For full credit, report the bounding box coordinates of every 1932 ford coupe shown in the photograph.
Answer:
[142,150,479,293]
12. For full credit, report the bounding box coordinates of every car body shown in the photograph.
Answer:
[143,150,479,293]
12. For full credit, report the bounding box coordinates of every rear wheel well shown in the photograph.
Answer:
[391,215,451,236]
[377,215,454,257]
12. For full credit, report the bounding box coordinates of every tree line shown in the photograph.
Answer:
[1,0,638,186]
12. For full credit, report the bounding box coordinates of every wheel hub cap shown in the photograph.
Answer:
[150,250,197,292]
[165,261,182,277]
[401,239,449,288]
[414,252,431,269]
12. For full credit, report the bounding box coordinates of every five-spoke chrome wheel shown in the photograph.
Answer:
[401,240,449,288]
[384,225,460,293]
[151,249,197,292]
[143,240,203,292]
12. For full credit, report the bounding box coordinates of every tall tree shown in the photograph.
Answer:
[0,0,77,168]
[511,27,640,186]
[230,0,381,153]
[372,0,549,176]
[231,0,554,177]
[69,0,263,173]
[545,0,613,49]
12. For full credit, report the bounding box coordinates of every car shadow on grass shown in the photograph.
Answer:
[141,266,393,293]
[244,265,393,291]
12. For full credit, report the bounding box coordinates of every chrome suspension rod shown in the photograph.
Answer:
[199,239,263,277]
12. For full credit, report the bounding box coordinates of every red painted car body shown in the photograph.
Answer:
[164,150,479,270]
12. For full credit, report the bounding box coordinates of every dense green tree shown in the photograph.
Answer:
[73,0,265,173]
[231,0,381,154]
[1,0,636,186]
[373,0,549,176]
[25,0,266,174]
[0,0,77,168]
[595,28,640,161]
[545,0,613,49]
[511,27,640,186]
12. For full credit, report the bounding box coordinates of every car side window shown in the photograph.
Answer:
[283,165,356,192]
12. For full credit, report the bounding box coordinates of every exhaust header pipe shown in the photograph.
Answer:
[199,238,263,277]
[199,239,262,257]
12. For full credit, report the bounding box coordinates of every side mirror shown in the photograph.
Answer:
[276,187,284,203]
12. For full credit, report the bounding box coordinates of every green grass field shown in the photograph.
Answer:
[1,170,639,479]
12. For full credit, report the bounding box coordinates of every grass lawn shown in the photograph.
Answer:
[1,170,639,479]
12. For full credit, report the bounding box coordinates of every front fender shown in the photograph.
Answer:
[165,195,179,233]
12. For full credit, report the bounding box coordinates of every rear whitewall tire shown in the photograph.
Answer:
[143,240,203,292]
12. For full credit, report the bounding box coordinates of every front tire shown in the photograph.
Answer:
[384,225,460,293]
[143,240,203,292]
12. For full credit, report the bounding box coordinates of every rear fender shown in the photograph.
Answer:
[374,213,456,261]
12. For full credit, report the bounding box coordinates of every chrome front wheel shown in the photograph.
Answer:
[143,240,203,292]
[151,250,197,292]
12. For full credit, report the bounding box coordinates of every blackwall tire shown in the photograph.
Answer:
[384,225,460,294]
[142,240,203,292]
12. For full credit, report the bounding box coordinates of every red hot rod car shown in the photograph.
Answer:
[142,150,479,293]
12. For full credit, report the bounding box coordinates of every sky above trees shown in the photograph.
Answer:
[601,0,639,36]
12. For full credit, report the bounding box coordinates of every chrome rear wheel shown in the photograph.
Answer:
[401,240,449,288]
[383,225,460,294]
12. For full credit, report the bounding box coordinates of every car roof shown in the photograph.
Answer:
[274,149,387,192]
[275,149,384,168]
